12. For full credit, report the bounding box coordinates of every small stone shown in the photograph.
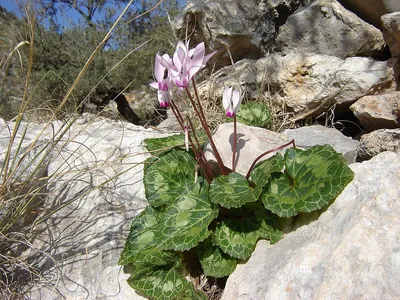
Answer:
[350,91,400,131]
[357,128,400,160]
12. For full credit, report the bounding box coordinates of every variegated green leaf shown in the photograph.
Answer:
[250,153,284,187]
[132,248,181,277]
[144,149,196,207]
[128,250,204,300]
[144,134,186,154]
[212,218,261,260]
[236,102,272,128]
[119,206,162,265]
[212,202,283,259]
[261,145,354,217]
[250,153,284,197]
[210,172,258,208]
[144,132,208,156]
[255,207,284,244]
[197,238,237,278]
[157,182,218,251]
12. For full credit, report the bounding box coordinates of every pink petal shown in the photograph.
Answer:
[202,51,216,66]
[149,82,159,89]
[226,110,234,118]
[154,54,164,82]
[191,42,205,60]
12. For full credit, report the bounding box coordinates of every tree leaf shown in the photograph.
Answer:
[119,206,162,265]
[210,172,258,208]
[236,102,272,128]
[128,250,204,300]
[197,238,237,278]
[261,145,354,217]
[144,149,196,207]
[156,181,218,251]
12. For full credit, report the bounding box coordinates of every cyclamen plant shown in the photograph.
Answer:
[120,41,354,300]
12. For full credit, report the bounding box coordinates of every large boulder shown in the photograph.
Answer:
[276,0,385,57]
[340,0,400,28]
[283,125,359,163]
[199,53,396,119]
[205,123,358,175]
[382,12,400,58]
[174,0,385,69]
[0,116,169,299]
[222,151,400,300]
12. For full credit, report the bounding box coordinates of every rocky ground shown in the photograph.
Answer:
[1,0,400,299]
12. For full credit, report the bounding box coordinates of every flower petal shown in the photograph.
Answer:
[202,51,216,66]
[149,81,159,89]
[222,87,233,111]
[232,89,242,113]
[154,54,165,82]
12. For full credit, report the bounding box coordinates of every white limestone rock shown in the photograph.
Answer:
[357,128,400,160]
[382,12,400,58]
[276,0,386,57]
[0,116,170,300]
[205,122,290,176]
[222,151,400,300]
[350,91,400,131]
[199,53,396,118]
[283,125,359,163]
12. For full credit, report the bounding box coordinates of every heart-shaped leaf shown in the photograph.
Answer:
[255,207,284,244]
[144,149,196,207]
[212,218,261,260]
[128,250,205,300]
[119,206,162,265]
[144,134,186,154]
[144,132,208,156]
[249,153,284,196]
[210,172,258,208]
[197,238,237,278]
[261,145,354,217]
[212,202,283,259]
[156,182,218,251]
[236,102,272,128]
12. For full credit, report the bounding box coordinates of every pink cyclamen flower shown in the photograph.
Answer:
[157,89,172,108]
[222,87,242,117]
[162,41,216,89]
[150,53,172,107]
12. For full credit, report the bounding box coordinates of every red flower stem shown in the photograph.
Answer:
[232,115,237,172]
[185,88,227,175]
[170,100,184,129]
[192,79,208,131]
[170,100,213,183]
[187,117,215,180]
[191,79,227,175]
[245,139,296,180]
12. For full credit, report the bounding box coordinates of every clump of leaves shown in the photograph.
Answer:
[119,134,354,299]
[236,102,272,128]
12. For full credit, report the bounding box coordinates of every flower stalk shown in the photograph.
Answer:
[245,139,296,179]
[232,114,237,172]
